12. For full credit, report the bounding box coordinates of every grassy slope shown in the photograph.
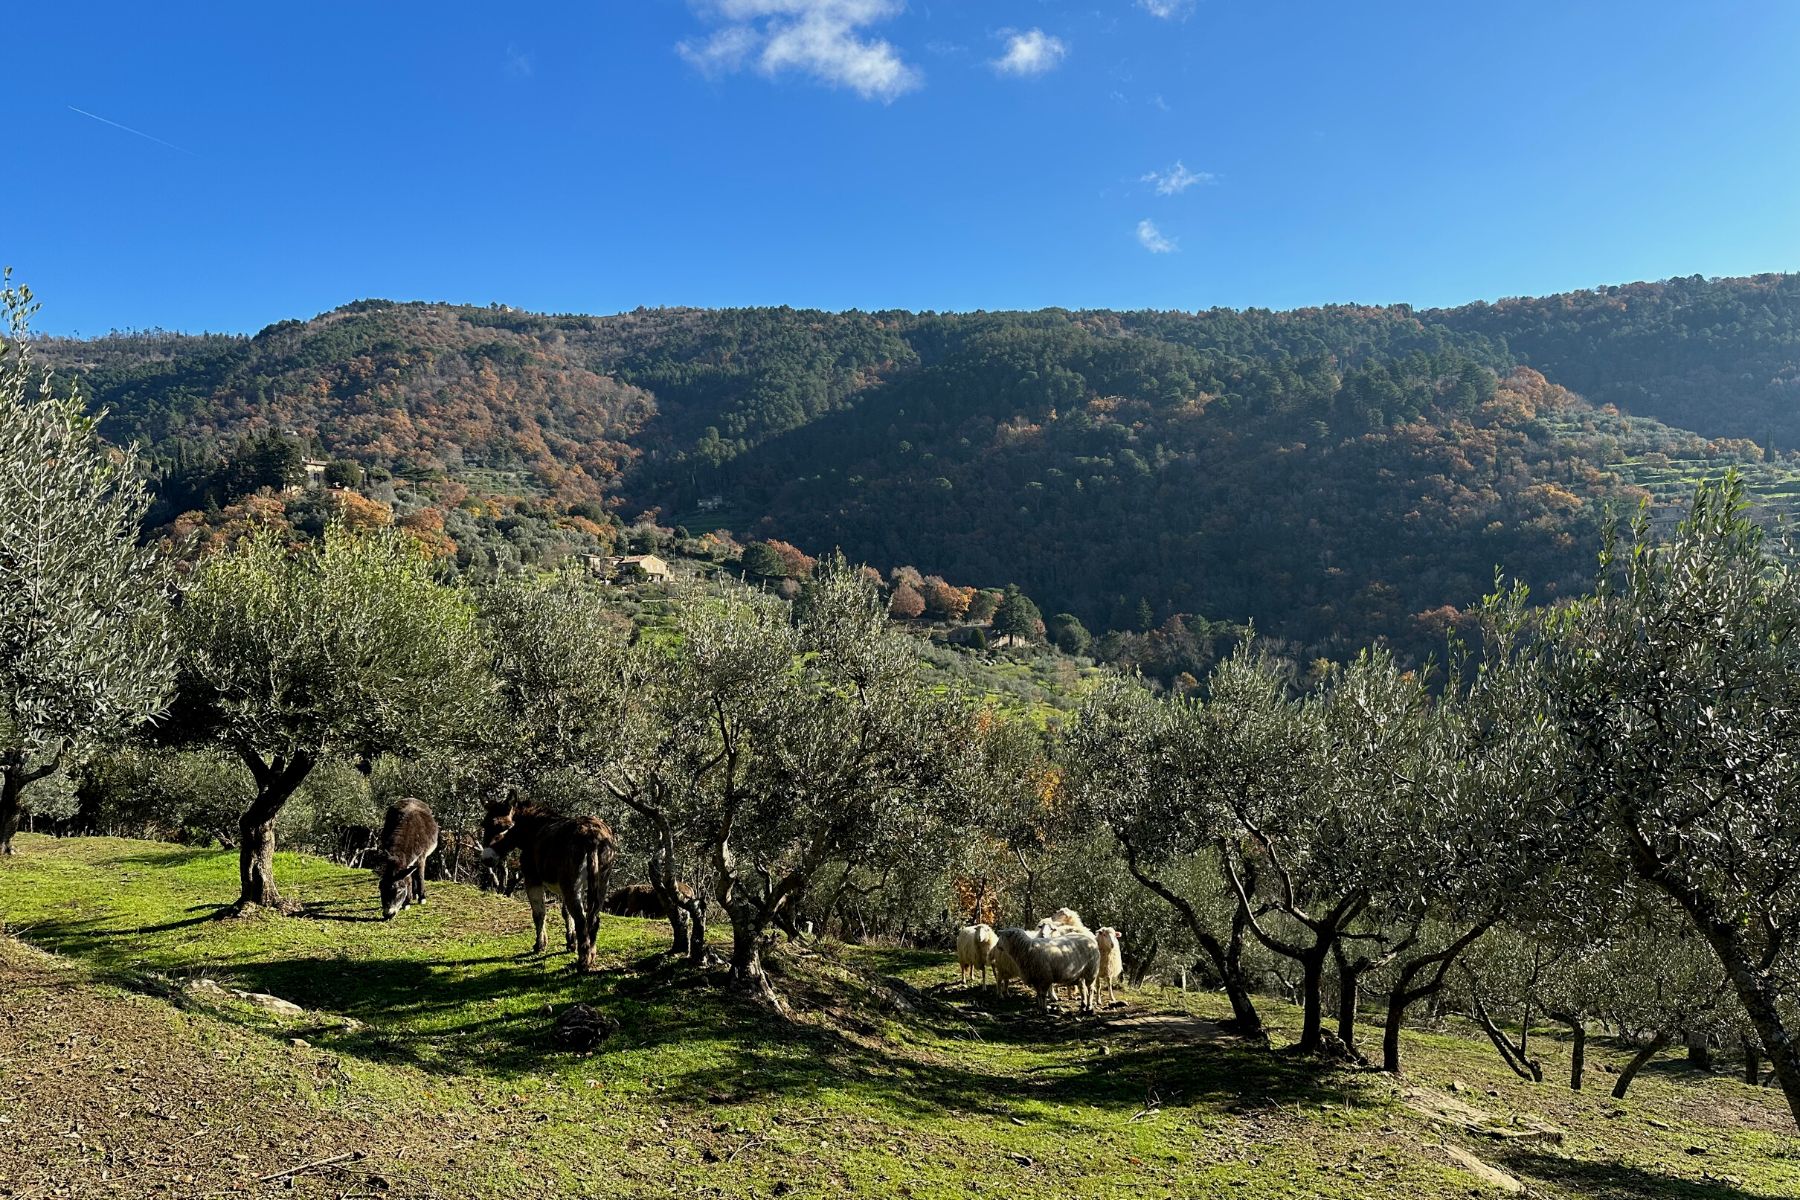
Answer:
[1,837,1796,1200]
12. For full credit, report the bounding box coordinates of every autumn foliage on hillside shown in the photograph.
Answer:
[42,277,1800,662]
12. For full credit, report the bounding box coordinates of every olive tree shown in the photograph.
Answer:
[1371,586,1585,1074]
[482,570,715,960]
[1209,648,1433,1055]
[0,274,174,853]
[174,525,491,909]
[679,562,973,992]
[1544,477,1800,1126]
[1067,672,1266,1036]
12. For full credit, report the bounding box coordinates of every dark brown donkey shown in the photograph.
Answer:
[480,792,618,972]
[371,797,440,920]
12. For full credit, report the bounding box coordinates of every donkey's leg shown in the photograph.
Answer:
[412,859,427,906]
[566,893,594,973]
[526,884,549,954]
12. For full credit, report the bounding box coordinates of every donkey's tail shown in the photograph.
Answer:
[584,842,610,943]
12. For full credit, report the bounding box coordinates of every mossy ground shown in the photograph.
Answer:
[2,835,1796,1199]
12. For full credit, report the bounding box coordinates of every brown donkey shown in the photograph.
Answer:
[370,798,440,920]
[480,792,618,972]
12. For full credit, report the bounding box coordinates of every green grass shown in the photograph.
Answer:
[3,835,1798,1198]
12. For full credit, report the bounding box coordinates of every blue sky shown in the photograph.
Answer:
[11,1,1800,334]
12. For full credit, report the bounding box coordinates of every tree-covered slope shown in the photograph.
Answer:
[1435,272,1800,448]
[39,274,1800,659]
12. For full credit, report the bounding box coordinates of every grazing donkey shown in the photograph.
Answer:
[480,791,618,972]
[371,797,440,920]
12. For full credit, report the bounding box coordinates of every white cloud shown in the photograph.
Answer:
[1141,160,1213,195]
[504,44,534,78]
[1136,218,1177,253]
[991,29,1067,77]
[1138,0,1193,19]
[678,0,921,102]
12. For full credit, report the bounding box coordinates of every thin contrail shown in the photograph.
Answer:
[67,105,193,155]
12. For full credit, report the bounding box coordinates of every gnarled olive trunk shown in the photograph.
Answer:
[235,749,314,909]
[650,844,706,965]
[1612,1032,1671,1099]
[1549,1010,1586,1090]
[1116,832,1262,1038]
[238,806,282,907]
[0,769,23,857]
[1332,941,1381,1054]
[1380,919,1496,1075]
[0,753,62,857]
[1628,836,1800,1127]
[727,906,764,981]
[1297,947,1330,1054]
[1466,970,1543,1083]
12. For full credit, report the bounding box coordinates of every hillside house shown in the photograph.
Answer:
[283,458,331,495]
[610,554,673,582]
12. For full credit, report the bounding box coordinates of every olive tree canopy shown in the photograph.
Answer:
[0,274,174,853]
[1544,476,1800,1126]
[174,524,491,908]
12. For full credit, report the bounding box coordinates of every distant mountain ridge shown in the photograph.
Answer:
[39,273,1800,661]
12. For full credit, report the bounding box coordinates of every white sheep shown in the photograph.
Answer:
[1095,926,1124,1005]
[989,938,1022,997]
[956,922,1000,986]
[992,926,1100,1013]
[1036,908,1094,1002]
[1039,906,1092,937]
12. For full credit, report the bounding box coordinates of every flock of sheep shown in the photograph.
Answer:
[957,908,1124,1012]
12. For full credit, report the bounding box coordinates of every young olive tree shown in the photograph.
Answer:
[1066,672,1265,1035]
[1545,477,1800,1126]
[486,571,718,962]
[174,525,491,908]
[0,274,175,853]
[680,561,973,992]
[1371,586,1585,1074]
[1212,648,1430,1055]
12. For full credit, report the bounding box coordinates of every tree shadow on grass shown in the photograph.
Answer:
[93,846,231,869]
[297,897,384,924]
[131,904,240,934]
[8,906,1359,1134]
[1495,1146,1790,1200]
[84,934,1338,1131]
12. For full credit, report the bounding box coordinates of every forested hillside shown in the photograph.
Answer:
[1436,272,1800,448]
[40,274,1800,661]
